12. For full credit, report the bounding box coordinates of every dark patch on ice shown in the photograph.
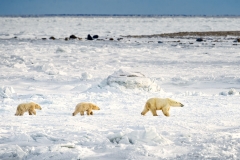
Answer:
[49,36,56,40]
[127,75,138,77]
[87,34,93,40]
[196,38,203,42]
[69,35,78,39]
[123,31,240,38]
[128,138,134,144]
[92,35,99,39]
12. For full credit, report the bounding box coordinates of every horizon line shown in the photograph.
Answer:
[1,14,240,18]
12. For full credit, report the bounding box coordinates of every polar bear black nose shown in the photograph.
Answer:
[181,104,184,107]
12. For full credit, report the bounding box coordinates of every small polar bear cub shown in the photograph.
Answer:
[141,98,184,117]
[15,102,42,116]
[72,102,100,116]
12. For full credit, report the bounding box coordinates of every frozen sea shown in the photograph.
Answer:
[0,16,240,160]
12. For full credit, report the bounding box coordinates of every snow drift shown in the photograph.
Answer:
[106,69,161,91]
[0,86,16,98]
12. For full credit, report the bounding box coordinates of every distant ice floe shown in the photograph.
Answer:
[219,88,240,96]
[107,127,172,145]
[0,86,16,98]
[106,69,161,92]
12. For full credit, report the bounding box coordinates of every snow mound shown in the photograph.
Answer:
[0,145,26,160]
[13,62,27,71]
[107,127,172,145]
[0,86,16,98]
[181,91,207,96]
[55,47,71,53]
[227,88,239,95]
[219,88,240,96]
[81,72,93,80]
[171,77,191,86]
[106,69,161,91]
[10,133,34,142]
[42,63,58,75]
[71,84,92,92]
[56,47,66,53]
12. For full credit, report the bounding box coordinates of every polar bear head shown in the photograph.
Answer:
[91,104,100,110]
[167,98,184,107]
[35,103,42,110]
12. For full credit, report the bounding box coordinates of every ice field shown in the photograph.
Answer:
[0,16,240,159]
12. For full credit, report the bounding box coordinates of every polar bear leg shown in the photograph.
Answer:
[30,110,36,115]
[15,108,23,116]
[150,109,158,116]
[90,111,93,115]
[72,111,78,116]
[15,111,19,116]
[162,108,170,117]
[28,110,32,115]
[80,111,84,116]
[87,109,92,115]
[141,108,149,115]
[141,103,150,115]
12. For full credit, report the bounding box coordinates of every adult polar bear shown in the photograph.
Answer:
[72,102,100,116]
[141,98,184,116]
[15,102,42,116]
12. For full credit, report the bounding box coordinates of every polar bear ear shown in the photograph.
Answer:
[35,104,41,109]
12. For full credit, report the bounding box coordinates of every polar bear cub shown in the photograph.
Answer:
[72,102,100,116]
[15,102,42,116]
[141,98,184,117]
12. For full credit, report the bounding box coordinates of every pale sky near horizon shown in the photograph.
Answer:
[0,0,239,16]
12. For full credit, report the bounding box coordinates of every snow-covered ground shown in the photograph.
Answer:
[0,16,240,160]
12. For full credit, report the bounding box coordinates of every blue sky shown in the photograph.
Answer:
[0,0,239,16]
